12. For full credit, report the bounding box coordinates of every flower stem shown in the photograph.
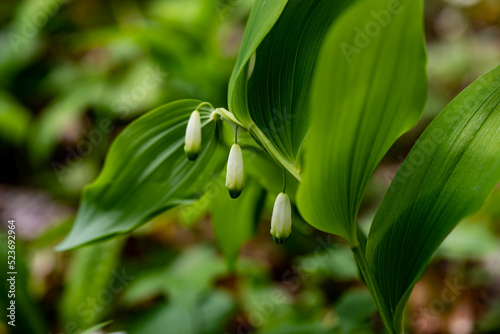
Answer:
[196,101,214,111]
[215,107,302,182]
[282,169,286,193]
[247,123,302,182]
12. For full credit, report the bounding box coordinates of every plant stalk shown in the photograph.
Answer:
[351,245,395,334]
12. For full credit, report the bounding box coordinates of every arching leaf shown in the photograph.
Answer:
[228,0,289,126]
[229,0,356,179]
[297,0,427,243]
[366,65,500,331]
[57,100,226,250]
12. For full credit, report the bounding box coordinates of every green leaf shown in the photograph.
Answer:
[437,218,499,260]
[60,239,124,328]
[122,245,226,308]
[28,82,100,165]
[128,291,234,334]
[211,177,266,270]
[297,0,427,243]
[228,0,288,125]
[299,245,359,282]
[258,323,336,334]
[57,100,226,250]
[366,65,500,331]
[336,289,376,334]
[0,90,31,146]
[229,0,355,178]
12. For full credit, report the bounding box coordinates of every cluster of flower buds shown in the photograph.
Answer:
[184,110,202,161]
[184,107,292,243]
[270,192,292,244]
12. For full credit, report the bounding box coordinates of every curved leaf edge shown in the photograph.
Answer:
[366,65,500,332]
[56,99,224,251]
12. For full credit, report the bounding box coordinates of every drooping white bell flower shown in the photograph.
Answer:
[184,110,202,160]
[226,143,244,198]
[270,192,292,244]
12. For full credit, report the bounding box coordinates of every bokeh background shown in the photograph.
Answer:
[0,0,499,333]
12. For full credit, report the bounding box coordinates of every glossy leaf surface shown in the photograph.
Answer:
[297,0,427,243]
[57,100,226,250]
[229,0,354,176]
[366,65,500,329]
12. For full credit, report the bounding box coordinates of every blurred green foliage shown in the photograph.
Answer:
[0,0,499,333]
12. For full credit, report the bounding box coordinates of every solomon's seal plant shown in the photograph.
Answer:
[57,0,500,332]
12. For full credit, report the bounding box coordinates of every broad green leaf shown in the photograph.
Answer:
[229,0,354,177]
[211,177,266,270]
[366,65,500,331]
[297,0,427,243]
[57,100,226,250]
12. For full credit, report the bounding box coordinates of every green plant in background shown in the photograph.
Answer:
[53,0,500,333]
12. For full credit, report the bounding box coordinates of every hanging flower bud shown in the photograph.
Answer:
[270,192,292,244]
[184,110,202,160]
[226,143,244,198]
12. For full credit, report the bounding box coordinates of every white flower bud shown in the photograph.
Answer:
[226,143,244,198]
[270,192,292,244]
[184,110,202,160]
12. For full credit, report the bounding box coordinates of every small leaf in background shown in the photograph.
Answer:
[27,82,102,165]
[299,245,359,282]
[0,236,48,334]
[366,65,500,331]
[56,100,226,250]
[123,245,227,308]
[60,238,125,329]
[0,90,31,146]
[258,323,336,334]
[335,289,376,334]
[122,246,235,334]
[212,177,266,271]
[297,0,427,243]
[128,290,234,334]
[437,218,499,260]
[162,245,227,307]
